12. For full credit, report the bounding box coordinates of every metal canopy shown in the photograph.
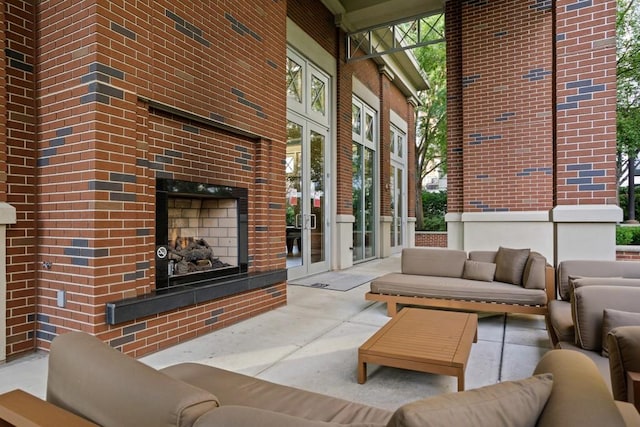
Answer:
[346,12,445,63]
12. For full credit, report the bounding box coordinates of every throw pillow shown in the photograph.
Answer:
[462,260,496,282]
[386,374,553,427]
[601,309,640,357]
[494,247,530,286]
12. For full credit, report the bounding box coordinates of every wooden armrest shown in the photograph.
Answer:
[0,389,98,427]
[629,371,640,412]
[544,265,556,303]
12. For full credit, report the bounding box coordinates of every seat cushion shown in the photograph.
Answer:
[386,374,553,427]
[370,273,547,306]
[162,363,392,425]
[193,406,387,427]
[557,260,640,301]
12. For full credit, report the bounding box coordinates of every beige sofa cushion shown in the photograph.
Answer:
[462,260,495,282]
[557,260,640,301]
[468,251,496,263]
[547,299,575,344]
[607,326,640,402]
[522,252,546,290]
[163,363,392,425]
[494,247,530,286]
[533,350,627,427]
[193,406,387,427]
[602,309,640,357]
[47,332,219,427]
[370,273,547,306]
[386,374,552,427]
[401,248,467,278]
[572,286,640,351]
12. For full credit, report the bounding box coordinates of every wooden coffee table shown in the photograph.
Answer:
[358,308,478,391]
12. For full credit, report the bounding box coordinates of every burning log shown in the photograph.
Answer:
[168,237,231,275]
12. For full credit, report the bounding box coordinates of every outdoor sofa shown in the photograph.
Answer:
[41,331,640,427]
[367,247,554,316]
[546,259,640,405]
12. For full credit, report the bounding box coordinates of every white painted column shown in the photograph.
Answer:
[335,214,355,270]
[552,205,622,265]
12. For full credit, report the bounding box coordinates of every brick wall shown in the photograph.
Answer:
[5,1,37,356]
[460,0,553,213]
[415,232,447,248]
[27,0,288,356]
[616,250,640,261]
[555,0,617,206]
[2,0,420,359]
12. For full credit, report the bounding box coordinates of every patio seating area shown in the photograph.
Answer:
[0,254,551,411]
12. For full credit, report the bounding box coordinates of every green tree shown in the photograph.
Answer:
[617,0,640,220]
[413,17,447,230]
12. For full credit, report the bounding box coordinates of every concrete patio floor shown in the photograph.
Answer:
[0,254,551,410]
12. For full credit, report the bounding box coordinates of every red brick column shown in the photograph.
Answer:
[5,1,36,357]
[552,0,620,263]
[554,0,617,205]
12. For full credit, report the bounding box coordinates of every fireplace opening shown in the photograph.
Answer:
[156,179,248,290]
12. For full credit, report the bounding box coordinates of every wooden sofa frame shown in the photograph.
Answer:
[366,265,556,317]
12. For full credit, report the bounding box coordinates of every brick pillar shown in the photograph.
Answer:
[446,0,555,259]
[335,29,356,269]
[4,0,32,358]
[379,67,393,257]
[552,0,621,262]
[445,0,464,249]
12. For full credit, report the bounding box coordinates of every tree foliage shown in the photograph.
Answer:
[413,16,447,230]
[617,0,640,185]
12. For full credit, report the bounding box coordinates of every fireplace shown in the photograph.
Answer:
[155,178,248,289]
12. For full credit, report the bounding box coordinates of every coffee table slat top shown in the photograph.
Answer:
[358,308,478,389]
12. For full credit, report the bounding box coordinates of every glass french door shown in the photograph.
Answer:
[352,98,377,263]
[390,163,404,252]
[286,115,329,279]
[390,126,406,253]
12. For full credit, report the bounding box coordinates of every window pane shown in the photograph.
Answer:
[398,134,403,158]
[311,75,326,115]
[390,129,396,153]
[365,113,374,142]
[286,57,302,103]
[352,104,361,135]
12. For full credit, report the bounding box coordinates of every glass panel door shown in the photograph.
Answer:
[353,143,375,262]
[286,115,329,279]
[390,164,404,251]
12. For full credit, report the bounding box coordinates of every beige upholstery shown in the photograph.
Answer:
[557,260,640,301]
[162,362,391,425]
[572,286,640,351]
[547,299,574,343]
[401,248,467,278]
[494,247,530,286]
[370,273,547,306]
[533,350,627,427]
[385,374,552,427]
[369,248,550,317]
[47,332,219,427]
[607,326,640,402]
[193,406,387,427]
[43,332,640,427]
